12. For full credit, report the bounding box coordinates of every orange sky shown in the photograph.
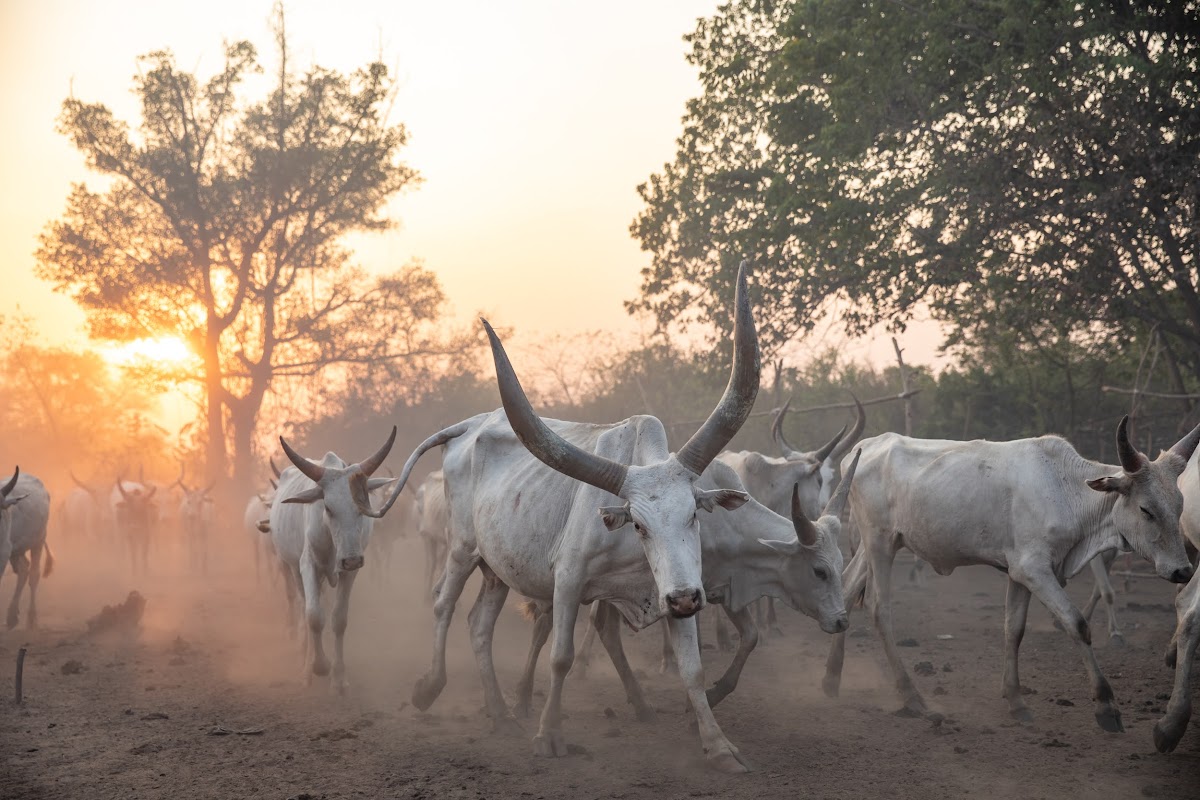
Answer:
[0,0,946,373]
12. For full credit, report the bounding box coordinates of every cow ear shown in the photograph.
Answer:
[758,537,799,554]
[1,494,26,509]
[282,486,325,504]
[696,489,749,513]
[599,505,632,531]
[256,519,271,533]
[1087,475,1131,495]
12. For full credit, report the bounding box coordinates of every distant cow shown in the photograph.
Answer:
[415,470,448,603]
[823,419,1197,733]
[176,473,215,574]
[1,468,54,629]
[243,480,278,585]
[111,478,158,575]
[269,429,397,692]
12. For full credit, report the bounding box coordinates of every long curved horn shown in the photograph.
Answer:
[829,392,867,464]
[823,449,861,519]
[116,475,131,501]
[791,483,818,546]
[280,437,326,483]
[771,400,803,460]
[1115,416,1144,473]
[269,458,282,480]
[69,471,95,493]
[676,260,760,476]
[812,424,848,464]
[356,425,397,477]
[483,321,627,498]
[144,485,157,500]
[1168,419,1200,463]
[1,467,19,498]
[174,464,189,493]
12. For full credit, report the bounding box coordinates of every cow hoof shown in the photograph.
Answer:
[412,675,446,712]
[1108,633,1126,648]
[533,731,568,758]
[1094,704,1124,733]
[1009,706,1034,723]
[1153,718,1186,753]
[311,658,331,678]
[707,745,751,774]
[332,675,350,696]
[5,610,17,630]
[491,714,523,736]
[821,675,841,698]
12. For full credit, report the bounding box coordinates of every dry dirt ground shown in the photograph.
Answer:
[2,524,1198,800]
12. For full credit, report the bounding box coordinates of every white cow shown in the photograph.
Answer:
[414,470,448,603]
[243,481,278,585]
[1,468,54,629]
[358,263,760,772]
[175,474,215,574]
[823,420,1198,733]
[1155,445,1200,752]
[714,395,864,640]
[111,478,158,575]
[269,429,397,692]
[514,452,858,718]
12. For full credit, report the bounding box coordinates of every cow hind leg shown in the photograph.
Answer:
[330,570,359,695]
[1021,567,1124,733]
[1155,580,1199,752]
[6,554,29,630]
[706,605,758,708]
[823,548,870,698]
[24,545,43,629]
[515,604,552,719]
[594,602,654,721]
[467,564,520,732]
[413,548,479,711]
[1001,578,1034,722]
[571,605,597,678]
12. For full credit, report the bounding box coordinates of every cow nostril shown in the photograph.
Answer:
[1171,566,1194,585]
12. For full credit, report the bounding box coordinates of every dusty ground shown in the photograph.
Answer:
[2,524,1198,800]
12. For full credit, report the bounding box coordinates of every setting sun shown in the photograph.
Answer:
[99,335,198,368]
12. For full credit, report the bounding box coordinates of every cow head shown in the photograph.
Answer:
[484,261,760,619]
[279,427,397,573]
[757,450,859,633]
[175,469,216,530]
[113,477,158,530]
[1,468,24,511]
[1087,416,1197,584]
[770,394,866,512]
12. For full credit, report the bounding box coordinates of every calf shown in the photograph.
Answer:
[823,419,1197,733]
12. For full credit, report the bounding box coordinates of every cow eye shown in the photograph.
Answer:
[814,566,829,581]
[633,522,646,536]
[1140,506,1155,521]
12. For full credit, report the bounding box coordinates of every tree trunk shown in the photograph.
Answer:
[203,318,227,487]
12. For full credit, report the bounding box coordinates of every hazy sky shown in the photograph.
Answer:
[0,0,944,366]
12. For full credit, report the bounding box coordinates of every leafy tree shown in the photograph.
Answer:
[632,0,1200,378]
[35,14,439,486]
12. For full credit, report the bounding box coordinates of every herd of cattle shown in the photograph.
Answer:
[2,262,1200,772]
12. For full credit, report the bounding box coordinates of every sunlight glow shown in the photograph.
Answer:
[100,336,198,368]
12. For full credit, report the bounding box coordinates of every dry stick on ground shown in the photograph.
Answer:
[15,646,26,705]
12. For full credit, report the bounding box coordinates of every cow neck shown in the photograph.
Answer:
[1061,464,1123,580]
[701,498,789,612]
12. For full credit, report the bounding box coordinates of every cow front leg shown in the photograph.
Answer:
[515,603,552,718]
[594,602,654,721]
[330,569,359,695]
[823,548,870,698]
[1020,567,1123,733]
[466,564,520,732]
[534,586,582,757]
[413,546,479,711]
[298,555,329,680]
[706,604,758,708]
[1001,578,1033,721]
[667,614,748,773]
[6,554,29,630]
[865,544,926,714]
[1154,577,1199,752]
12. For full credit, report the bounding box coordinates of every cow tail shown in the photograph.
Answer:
[370,421,474,518]
[42,542,55,577]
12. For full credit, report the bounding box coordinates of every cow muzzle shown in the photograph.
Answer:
[339,555,365,572]
[665,588,703,618]
[1169,564,1194,585]
[821,613,849,634]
